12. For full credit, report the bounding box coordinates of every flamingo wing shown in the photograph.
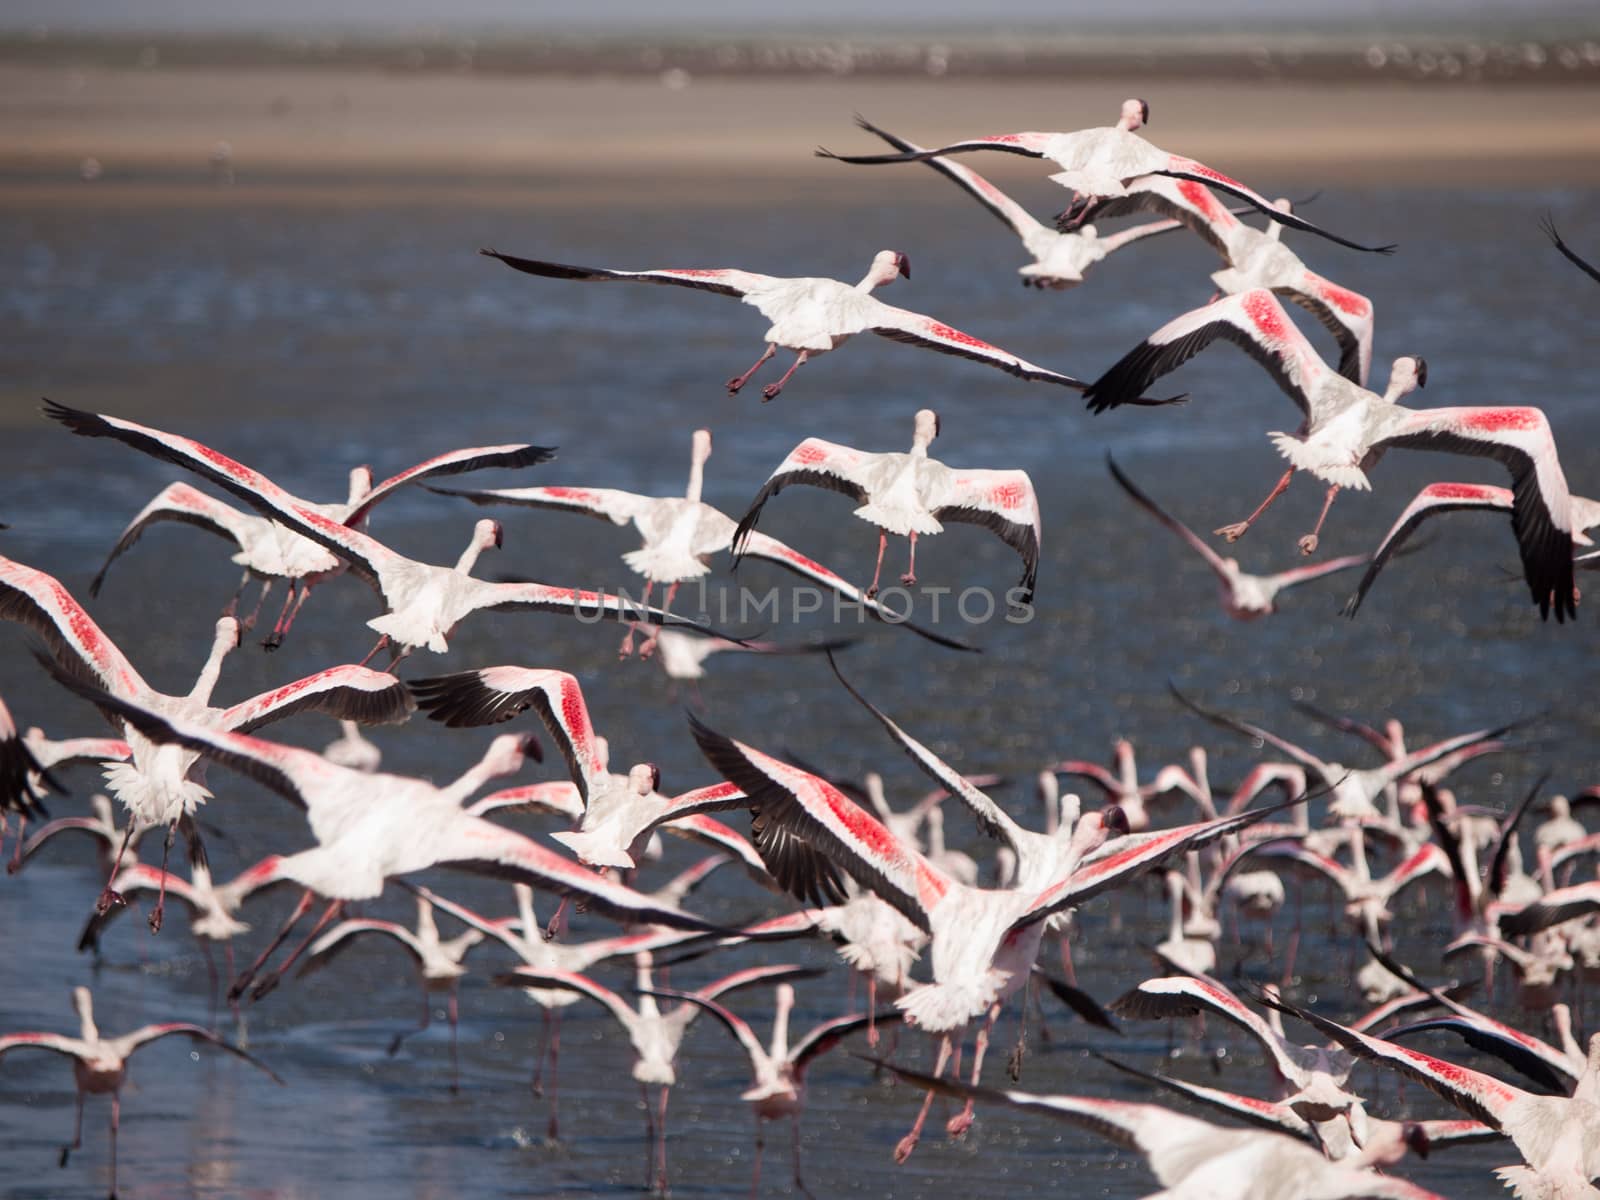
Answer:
[90,482,261,597]
[480,249,775,298]
[854,117,1046,239]
[349,443,559,524]
[1344,483,1517,617]
[817,128,1056,165]
[422,483,652,527]
[220,665,415,734]
[0,556,149,703]
[864,300,1088,389]
[112,1023,284,1083]
[730,438,873,558]
[929,467,1042,602]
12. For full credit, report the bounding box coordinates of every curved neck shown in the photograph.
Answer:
[454,535,490,576]
[186,631,236,705]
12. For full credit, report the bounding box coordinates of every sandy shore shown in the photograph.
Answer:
[1,64,1599,205]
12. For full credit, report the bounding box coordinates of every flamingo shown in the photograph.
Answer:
[1257,988,1600,1199]
[11,794,142,880]
[479,247,1106,400]
[494,955,811,1194]
[1082,289,1579,619]
[851,115,1217,290]
[731,409,1042,601]
[410,665,756,870]
[38,666,731,1005]
[1171,684,1513,828]
[0,986,282,1198]
[321,719,382,772]
[687,705,1283,1161]
[641,979,901,1198]
[44,402,737,662]
[426,427,969,654]
[1108,455,1369,619]
[1,556,414,927]
[297,892,486,1090]
[89,439,555,649]
[649,629,855,693]
[818,99,1396,255]
[1342,481,1600,617]
[876,1059,1444,1200]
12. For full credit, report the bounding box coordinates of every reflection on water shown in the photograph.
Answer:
[1,184,1598,1198]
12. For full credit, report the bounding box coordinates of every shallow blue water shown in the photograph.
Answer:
[1,180,1598,1199]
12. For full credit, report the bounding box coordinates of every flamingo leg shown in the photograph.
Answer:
[60,1088,85,1166]
[750,1111,764,1199]
[900,531,918,587]
[865,974,878,1048]
[388,975,432,1057]
[760,350,808,402]
[1215,468,1294,542]
[148,820,179,934]
[263,582,315,650]
[250,898,343,1000]
[6,814,24,872]
[1008,987,1031,1082]
[544,896,570,941]
[867,530,888,599]
[531,1009,550,1097]
[893,1034,951,1164]
[356,635,389,669]
[448,984,461,1095]
[109,1091,120,1200]
[95,823,138,915]
[546,1011,562,1141]
[641,1084,655,1189]
[638,582,678,660]
[240,578,273,633]
[654,1084,672,1195]
[790,1113,813,1200]
[620,580,654,659]
[948,1003,1000,1138]
[230,889,314,1001]
[726,343,776,395]
[262,582,298,648]
[1298,485,1342,555]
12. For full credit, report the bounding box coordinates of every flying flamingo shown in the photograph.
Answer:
[1341,481,1600,618]
[1,556,414,927]
[851,115,1218,290]
[731,409,1042,601]
[687,706,1282,1161]
[0,986,282,1198]
[321,719,382,772]
[38,667,731,1006]
[1082,289,1579,619]
[11,793,142,880]
[89,440,555,648]
[495,955,811,1194]
[479,246,1121,401]
[44,402,737,662]
[297,892,486,1090]
[818,99,1396,254]
[876,1059,1443,1200]
[649,629,855,694]
[426,427,969,654]
[1,689,59,862]
[641,978,901,1198]
[1107,455,1369,619]
[1258,988,1600,1199]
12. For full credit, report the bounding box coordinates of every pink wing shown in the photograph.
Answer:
[219,665,415,734]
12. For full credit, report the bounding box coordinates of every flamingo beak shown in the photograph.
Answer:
[1414,358,1428,388]
[1103,805,1131,838]
[492,523,504,549]
[895,253,911,279]
[1139,99,1150,125]
[648,763,662,792]
[522,734,544,764]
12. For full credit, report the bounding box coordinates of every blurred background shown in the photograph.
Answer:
[1,4,1598,1198]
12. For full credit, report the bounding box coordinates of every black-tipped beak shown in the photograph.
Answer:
[1139,100,1150,125]
[648,763,662,792]
[1103,805,1131,837]
[896,253,911,279]
[492,525,504,549]
[522,734,543,764]
[1415,358,1428,388]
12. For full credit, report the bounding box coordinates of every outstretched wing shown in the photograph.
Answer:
[422,483,651,527]
[929,467,1042,602]
[349,443,559,524]
[91,482,260,597]
[219,665,415,734]
[730,437,873,558]
[481,249,775,298]
[1344,483,1517,617]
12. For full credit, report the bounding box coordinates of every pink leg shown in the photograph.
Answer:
[264,582,315,650]
[251,899,343,1000]
[894,1035,952,1164]
[95,823,138,915]
[230,889,314,1001]
[1008,988,1030,1082]
[531,1009,550,1097]
[654,1084,672,1195]
[448,984,461,1094]
[262,582,298,649]
[7,815,25,872]
[726,344,776,395]
[761,350,808,402]
[148,820,179,934]
[948,1004,999,1138]
[867,530,888,598]
[1298,485,1341,555]
[388,976,432,1056]
[638,582,678,660]
[901,532,918,587]
[790,1114,813,1199]
[750,1111,764,1199]
[544,896,570,941]
[109,1090,120,1199]
[240,578,273,632]
[1215,468,1294,542]
[546,1011,561,1141]
[1058,929,1077,985]
[620,581,653,659]
[356,635,389,669]
[865,974,879,1048]
[641,1084,655,1188]
[59,1088,85,1166]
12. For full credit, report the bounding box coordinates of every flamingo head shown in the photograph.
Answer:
[1271,197,1294,214]
[1102,804,1131,838]
[868,250,911,289]
[1118,98,1149,131]
[691,428,713,463]
[1385,356,1426,400]
[476,519,504,552]
[1548,794,1571,818]
[1401,1122,1432,1161]
[912,408,940,450]
[214,614,242,649]
[629,762,662,795]
[483,732,538,777]
[347,465,374,507]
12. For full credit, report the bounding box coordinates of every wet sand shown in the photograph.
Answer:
[2,64,1599,207]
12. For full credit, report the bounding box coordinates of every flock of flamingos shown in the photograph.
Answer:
[3,98,1600,1199]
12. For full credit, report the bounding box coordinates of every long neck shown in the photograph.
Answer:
[186,632,235,705]
[772,988,793,1060]
[416,897,439,947]
[75,990,99,1042]
[685,448,706,504]
[925,809,947,858]
[634,957,658,1019]
[1349,826,1371,884]
[1165,873,1185,941]
[454,535,489,576]
[514,885,538,948]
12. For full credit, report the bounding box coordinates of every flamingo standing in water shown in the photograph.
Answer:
[642,978,902,1198]
[0,986,282,1198]
[1107,455,1369,620]
[1082,290,1579,619]
[44,403,737,663]
[1,556,414,928]
[426,428,968,655]
[479,247,1103,400]
[818,99,1396,254]
[731,409,1042,601]
[89,440,555,648]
